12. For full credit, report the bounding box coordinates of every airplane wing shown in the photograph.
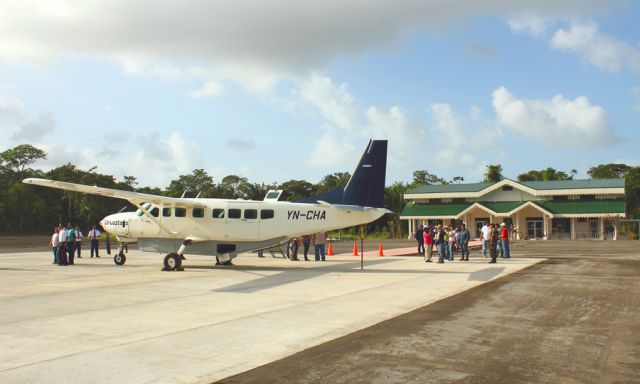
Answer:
[23,178,207,209]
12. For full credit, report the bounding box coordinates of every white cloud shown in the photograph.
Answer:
[0,1,607,73]
[0,94,25,119]
[426,103,498,168]
[550,21,640,73]
[189,80,224,98]
[11,112,56,141]
[309,134,357,167]
[492,86,617,146]
[363,106,427,165]
[507,14,555,37]
[297,73,358,130]
[226,139,256,151]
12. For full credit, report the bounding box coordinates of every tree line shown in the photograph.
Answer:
[1,144,638,237]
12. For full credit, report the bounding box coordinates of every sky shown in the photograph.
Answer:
[0,0,639,188]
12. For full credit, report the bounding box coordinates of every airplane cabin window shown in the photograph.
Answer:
[228,208,241,219]
[260,209,274,219]
[193,208,204,218]
[244,209,257,219]
[162,207,171,217]
[150,207,159,217]
[175,208,186,217]
[212,208,225,219]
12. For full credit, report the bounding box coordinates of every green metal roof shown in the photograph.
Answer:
[521,178,624,190]
[405,178,624,195]
[401,199,625,217]
[406,182,493,194]
[478,201,525,213]
[400,202,471,217]
[534,200,625,215]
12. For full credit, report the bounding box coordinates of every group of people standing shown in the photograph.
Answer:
[286,232,327,261]
[49,224,102,266]
[415,222,510,264]
[480,222,511,263]
[416,224,471,263]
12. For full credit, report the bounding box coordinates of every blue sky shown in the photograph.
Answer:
[0,1,639,188]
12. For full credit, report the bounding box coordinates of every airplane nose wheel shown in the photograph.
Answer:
[163,252,182,271]
[114,244,126,266]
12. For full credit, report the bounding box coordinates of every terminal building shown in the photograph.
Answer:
[401,178,626,240]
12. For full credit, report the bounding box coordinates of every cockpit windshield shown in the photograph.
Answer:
[136,202,152,217]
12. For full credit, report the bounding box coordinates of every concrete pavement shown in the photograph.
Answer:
[0,250,540,383]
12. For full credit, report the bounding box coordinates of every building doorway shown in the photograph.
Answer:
[475,218,489,239]
[526,217,544,239]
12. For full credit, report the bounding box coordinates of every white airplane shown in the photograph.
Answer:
[24,140,389,270]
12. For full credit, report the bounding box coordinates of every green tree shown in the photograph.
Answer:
[218,175,248,199]
[411,170,447,186]
[278,179,316,201]
[517,167,572,182]
[625,167,640,219]
[384,181,408,238]
[315,172,351,193]
[165,169,215,197]
[0,144,47,232]
[483,164,503,183]
[588,164,632,179]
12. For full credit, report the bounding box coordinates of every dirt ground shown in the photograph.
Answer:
[218,241,640,384]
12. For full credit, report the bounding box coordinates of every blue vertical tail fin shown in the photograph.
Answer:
[295,140,387,208]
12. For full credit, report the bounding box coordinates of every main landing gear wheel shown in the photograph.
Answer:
[163,252,182,271]
[215,256,233,266]
[114,251,126,266]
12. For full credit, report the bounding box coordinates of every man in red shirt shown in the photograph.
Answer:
[500,223,511,258]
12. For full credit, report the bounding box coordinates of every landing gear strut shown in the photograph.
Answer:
[163,239,191,271]
[114,244,126,265]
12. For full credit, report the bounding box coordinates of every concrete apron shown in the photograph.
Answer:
[0,250,541,384]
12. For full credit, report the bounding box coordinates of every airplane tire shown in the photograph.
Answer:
[215,256,233,266]
[163,253,182,271]
[114,252,126,266]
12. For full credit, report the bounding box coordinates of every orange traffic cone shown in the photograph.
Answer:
[378,242,384,257]
[328,242,334,256]
[353,241,359,256]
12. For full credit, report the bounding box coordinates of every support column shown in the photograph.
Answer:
[599,217,605,240]
[571,217,576,240]
[408,220,414,239]
[543,215,548,240]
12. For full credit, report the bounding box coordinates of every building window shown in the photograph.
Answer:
[244,209,257,219]
[429,199,442,203]
[212,208,225,219]
[228,208,241,219]
[552,195,568,201]
[452,198,465,203]
[580,194,596,200]
[192,208,204,218]
[502,185,513,191]
[175,208,186,217]
[261,209,274,219]
[162,207,171,217]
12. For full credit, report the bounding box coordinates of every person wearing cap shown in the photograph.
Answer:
[500,223,511,258]
[423,225,434,262]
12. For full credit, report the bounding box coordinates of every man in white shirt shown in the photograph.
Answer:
[57,224,68,266]
[481,223,491,258]
[88,225,101,258]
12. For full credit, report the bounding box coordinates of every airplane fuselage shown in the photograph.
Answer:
[102,199,386,244]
